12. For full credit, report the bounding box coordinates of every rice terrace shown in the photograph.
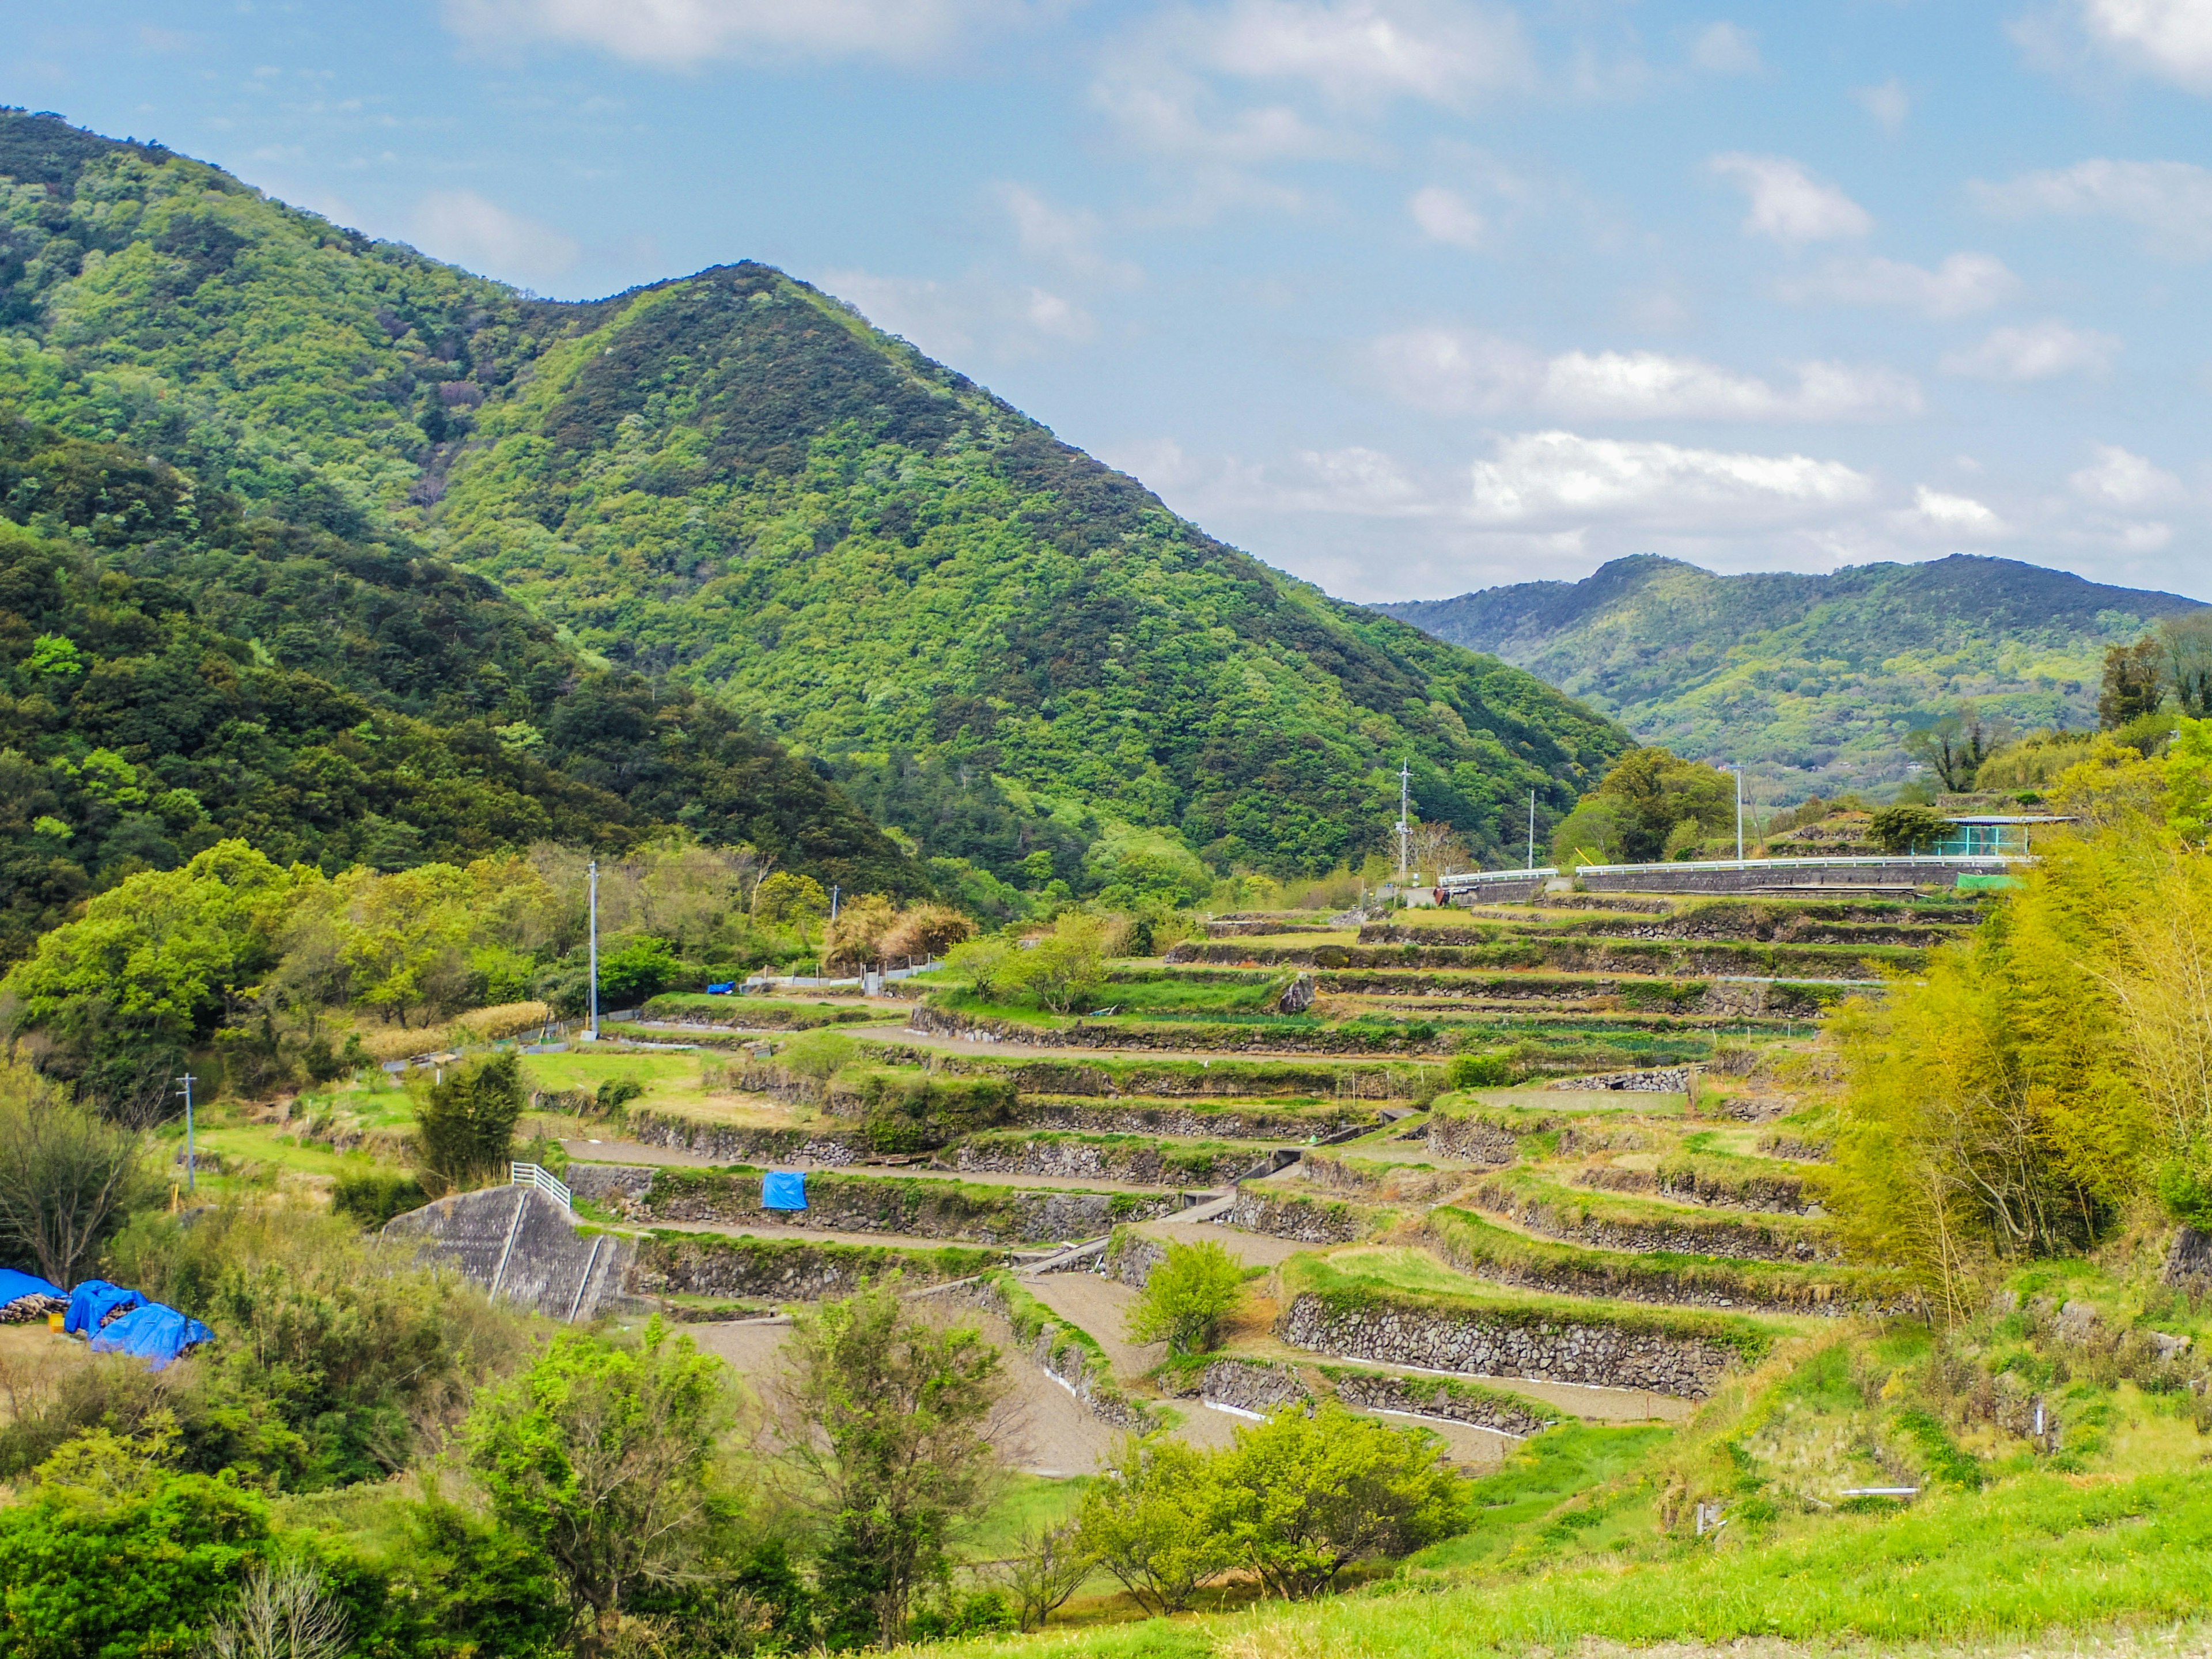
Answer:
[5,13,2212,1658]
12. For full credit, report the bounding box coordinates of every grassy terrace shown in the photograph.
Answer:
[1465,1167,1840,1259]
[1277,1249,1790,1358]
[1168,937,1927,978]
[1422,1206,1898,1314]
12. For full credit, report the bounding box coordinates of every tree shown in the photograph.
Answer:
[997,1519,1094,1633]
[1011,913,1111,1014]
[2100,637,2165,729]
[876,903,976,966]
[1222,1402,1460,1599]
[0,1423,272,1659]
[204,1559,350,1659]
[1904,706,2006,792]
[1406,820,1468,883]
[0,1063,149,1286]
[1869,804,1952,855]
[823,894,897,972]
[466,1321,732,1656]
[1124,1240,1245,1357]
[774,1282,1007,1649]
[414,1051,526,1195]
[752,873,829,948]
[2163,614,2212,719]
[1077,1436,1234,1616]
[1588,748,1733,863]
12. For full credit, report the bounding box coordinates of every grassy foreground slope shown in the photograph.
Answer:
[1378,552,2204,800]
[0,109,1626,880]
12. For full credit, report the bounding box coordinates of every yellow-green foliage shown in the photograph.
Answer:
[1833,817,2212,1318]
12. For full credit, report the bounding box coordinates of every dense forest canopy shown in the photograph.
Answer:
[0,108,1627,888]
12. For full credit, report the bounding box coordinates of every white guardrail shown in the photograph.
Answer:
[512,1162,573,1210]
[1438,867,1558,889]
[1572,854,2021,877]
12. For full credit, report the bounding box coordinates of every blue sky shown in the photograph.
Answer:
[7,1,2212,605]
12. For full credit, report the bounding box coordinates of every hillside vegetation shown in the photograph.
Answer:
[1379,552,2203,801]
[0,109,1625,887]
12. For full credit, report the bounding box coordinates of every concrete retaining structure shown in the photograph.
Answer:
[383,1185,633,1321]
[1278,1291,1739,1397]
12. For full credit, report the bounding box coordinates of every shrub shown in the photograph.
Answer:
[413,1052,525,1195]
[331,1169,429,1229]
[1078,1435,1234,1615]
[1126,1239,1245,1356]
[0,1060,153,1285]
[1870,804,1951,855]
[779,1031,858,1089]
[1449,1054,1514,1089]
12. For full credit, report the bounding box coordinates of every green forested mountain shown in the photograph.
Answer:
[0,109,1625,897]
[1378,553,2205,800]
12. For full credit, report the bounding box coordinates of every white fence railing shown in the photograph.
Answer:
[512,1162,573,1210]
[1575,854,2020,877]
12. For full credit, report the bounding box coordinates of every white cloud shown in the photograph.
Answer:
[1778,252,2019,318]
[1408,184,1485,248]
[441,0,1019,65]
[411,190,578,286]
[1092,73,1346,169]
[2078,0,2212,90]
[1940,319,2120,381]
[1367,329,1918,420]
[1855,77,1910,132]
[1974,158,2212,259]
[1709,153,1873,247]
[1691,21,1761,74]
[1466,430,1874,528]
[1901,484,2008,538]
[825,268,1094,361]
[1199,0,1532,106]
[994,184,1143,286]
[2069,442,2188,507]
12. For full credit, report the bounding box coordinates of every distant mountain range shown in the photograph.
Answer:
[1377,554,2206,801]
[0,108,1627,922]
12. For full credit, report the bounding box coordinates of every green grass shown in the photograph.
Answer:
[963,1474,1092,1562]
[1469,1168,1838,1256]
[1407,1423,1676,1574]
[941,1469,2212,1657]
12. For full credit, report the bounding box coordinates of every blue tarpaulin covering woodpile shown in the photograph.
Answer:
[63,1279,147,1335]
[90,1303,214,1372]
[762,1171,808,1210]
[0,1268,65,1323]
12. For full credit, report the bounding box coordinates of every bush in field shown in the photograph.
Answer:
[1448,1053,1513,1089]
[1869,804,1950,855]
[1078,1436,1234,1616]
[330,1169,429,1229]
[823,893,899,971]
[414,1051,525,1195]
[1125,1240,1244,1357]
[1222,1401,1461,1599]
[778,1031,858,1091]
[0,1423,272,1657]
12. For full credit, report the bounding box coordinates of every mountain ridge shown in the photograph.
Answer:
[1377,553,2206,798]
[0,108,1630,885]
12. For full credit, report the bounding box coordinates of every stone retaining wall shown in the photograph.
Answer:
[1471,1180,1836,1263]
[629,1234,980,1302]
[1187,1357,1312,1414]
[906,1003,1447,1056]
[1546,1069,1692,1093]
[1577,858,1995,894]
[1279,1293,1737,1396]
[1426,1113,1525,1164]
[628,1169,1184,1245]
[1018,1098,1364,1139]
[1105,1230,1169,1289]
[1328,1369,1555,1436]
[1575,1164,1816,1215]
[965,1281,1153,1433]
[948,1137,1249,1187]
[1230,1190,1373,1243]
[622,1111,868,1166]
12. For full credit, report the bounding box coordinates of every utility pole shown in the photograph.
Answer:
[1397,760,1411,885]
[586,858,599,1041]
[176,1072,195,1194]
[1733,766,1745,864]
[830,884,840,921]
[1528,790,1536,871]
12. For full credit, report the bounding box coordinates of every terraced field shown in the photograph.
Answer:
[515,883,1972,1483]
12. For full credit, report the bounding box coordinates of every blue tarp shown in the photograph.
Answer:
[89,1302,213,1371]
[762,1171,808,1210]
[706,982,735,994]
[0,1268,65,1319]
[64,1279,147,1336]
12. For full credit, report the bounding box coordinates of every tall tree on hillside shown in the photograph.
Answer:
[774,1283,1007,1649]
[1904,706,2006,793]
[0,1063,149,1285]
[2100,639,2165,729]
[2161,614,2212,719]
[1588,748,1734,862]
